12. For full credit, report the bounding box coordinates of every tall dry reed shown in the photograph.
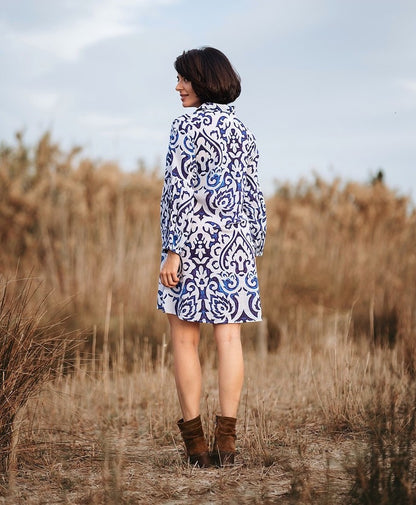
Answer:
[1,132,416,360]
[263,176,416,351]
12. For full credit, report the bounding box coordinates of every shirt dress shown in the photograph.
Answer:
[157,102,266,323]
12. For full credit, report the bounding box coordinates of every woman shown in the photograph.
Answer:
[157,47,266,467]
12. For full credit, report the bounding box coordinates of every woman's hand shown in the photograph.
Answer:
[160,251,181,287]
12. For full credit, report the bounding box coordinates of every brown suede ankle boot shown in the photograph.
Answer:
[212,415,237,466]
[177,416,211,468]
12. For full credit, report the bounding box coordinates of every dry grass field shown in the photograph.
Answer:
[1,132,416,504]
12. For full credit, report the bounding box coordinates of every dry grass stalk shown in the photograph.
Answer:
[1,132,416,502]
[0,315,410,503]
[0,276,81,476]
[347,381,416,505]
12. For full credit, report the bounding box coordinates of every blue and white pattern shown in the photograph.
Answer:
[157,102,266,323]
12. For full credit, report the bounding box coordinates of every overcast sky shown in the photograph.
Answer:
[1,0,415,199]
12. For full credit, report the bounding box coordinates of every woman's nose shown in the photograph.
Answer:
[175,81,182,91]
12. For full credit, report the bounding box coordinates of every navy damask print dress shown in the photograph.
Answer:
[157,102,266,323]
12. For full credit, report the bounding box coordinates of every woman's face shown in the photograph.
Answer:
[175,74,201,108]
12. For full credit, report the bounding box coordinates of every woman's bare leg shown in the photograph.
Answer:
[213,323,243,417]
[168,314,201,421]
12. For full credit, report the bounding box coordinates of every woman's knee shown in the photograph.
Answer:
[213,323,241,345]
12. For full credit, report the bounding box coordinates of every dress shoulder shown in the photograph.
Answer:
[170,113,194,135]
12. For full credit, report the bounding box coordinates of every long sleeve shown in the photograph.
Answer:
[243,140,267,256]
[160,118,196,255]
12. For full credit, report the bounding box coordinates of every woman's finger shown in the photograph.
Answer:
[168,273,179,286]
[160,272,180,288]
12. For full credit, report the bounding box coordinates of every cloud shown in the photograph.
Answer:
[4,0,177,61]
[25,90,61,111]
[398,79,416,94]
[208,0,329,52]
[102,126,165,141]
[80,112,164,141]
[80,113,132,128]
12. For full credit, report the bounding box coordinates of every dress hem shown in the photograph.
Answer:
[157,306,262,324]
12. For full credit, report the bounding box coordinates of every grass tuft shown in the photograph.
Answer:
[0,275,81,476]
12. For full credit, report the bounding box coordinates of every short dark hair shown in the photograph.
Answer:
[174,47,241,104]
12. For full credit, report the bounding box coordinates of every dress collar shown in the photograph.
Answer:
[196,102,235,114]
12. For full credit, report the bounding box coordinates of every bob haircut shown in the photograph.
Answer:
[174,47,241,104]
